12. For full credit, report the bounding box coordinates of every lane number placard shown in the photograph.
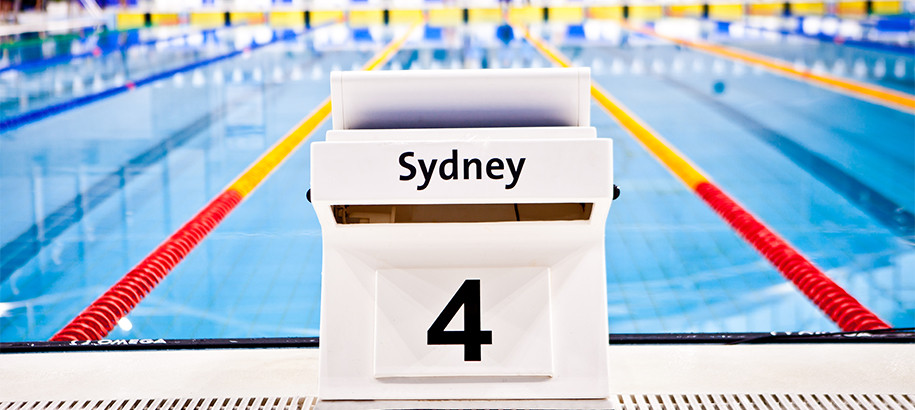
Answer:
[374,267,554,378]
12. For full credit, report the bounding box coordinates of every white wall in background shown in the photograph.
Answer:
[153,0,202,11]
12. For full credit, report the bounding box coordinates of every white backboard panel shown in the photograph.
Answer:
[330,68,591,130]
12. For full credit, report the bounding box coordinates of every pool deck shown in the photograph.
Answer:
[2,344,912,407]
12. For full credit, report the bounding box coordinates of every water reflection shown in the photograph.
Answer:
[0,20,913,341]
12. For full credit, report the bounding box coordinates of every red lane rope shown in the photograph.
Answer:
[695,182,890,331]
[50,191,242,341]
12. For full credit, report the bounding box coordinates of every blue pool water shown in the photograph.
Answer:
[1,19,913,342]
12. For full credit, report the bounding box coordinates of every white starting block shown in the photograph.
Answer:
[310,68,613,400]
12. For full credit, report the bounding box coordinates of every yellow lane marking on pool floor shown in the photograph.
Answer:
[227,21,422,198]
[514,22,710,190]
[620,21,915,114]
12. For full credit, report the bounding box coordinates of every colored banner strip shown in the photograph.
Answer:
[50,21,421,342]
[516,22,890,331]
[620,21,915,114]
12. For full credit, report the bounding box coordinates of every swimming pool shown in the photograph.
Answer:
[1,16,912,342]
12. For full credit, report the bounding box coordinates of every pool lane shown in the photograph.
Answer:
[597,106,838,333]
[0,25,374,342]
[559,28,913,328]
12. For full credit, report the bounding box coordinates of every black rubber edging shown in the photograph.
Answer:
[2,331,912,354]
[0,337,319,353]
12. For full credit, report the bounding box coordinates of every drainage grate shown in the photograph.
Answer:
[614,394,915,409]
[3,395,913,409]
[0,397,316,410]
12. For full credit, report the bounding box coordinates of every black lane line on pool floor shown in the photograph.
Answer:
[660,75,915,242]
[0,88,273,283]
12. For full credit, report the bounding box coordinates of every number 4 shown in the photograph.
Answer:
[427,279,493,361]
